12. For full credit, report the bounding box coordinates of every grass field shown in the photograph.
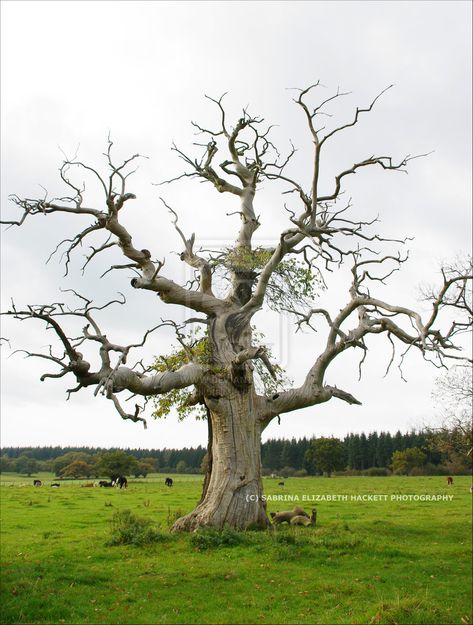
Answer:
[0,473,471,624]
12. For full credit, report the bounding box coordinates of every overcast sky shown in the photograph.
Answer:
[1,1,471,450]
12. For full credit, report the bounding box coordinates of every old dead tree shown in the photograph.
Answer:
[2,84,472,530]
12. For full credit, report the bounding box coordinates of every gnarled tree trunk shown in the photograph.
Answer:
[172,389,268,531]
[172,316,269,531]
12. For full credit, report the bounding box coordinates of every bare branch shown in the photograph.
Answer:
[232,346,277,380]
[81,236,118,274]
[4,144,225,315]
[320,85,394,146]
[107,391,147,428]
[318,153,432,204]
[3,296,208,422]
[161,198,214,295]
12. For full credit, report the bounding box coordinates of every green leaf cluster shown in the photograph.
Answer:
[151,325,291,419]
[152,330,210,421]
[214,246,323,313]
[223,247,273,273]
[266,257,322,313]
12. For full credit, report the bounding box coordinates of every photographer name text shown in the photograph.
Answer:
[245,494,454,503]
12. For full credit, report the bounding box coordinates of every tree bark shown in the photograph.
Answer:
[172,387,268,531]
[199,406,213,504]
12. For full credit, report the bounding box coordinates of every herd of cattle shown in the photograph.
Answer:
[31,475,471,494]
[32,476,174,488]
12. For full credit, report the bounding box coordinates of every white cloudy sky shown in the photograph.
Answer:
[1,1,471,450]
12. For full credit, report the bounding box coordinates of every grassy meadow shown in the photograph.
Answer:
[0,473,471,624]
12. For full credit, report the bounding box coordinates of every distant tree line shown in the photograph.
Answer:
[0,445,207,477]
[1,428,471,477]
[262,430,440,474]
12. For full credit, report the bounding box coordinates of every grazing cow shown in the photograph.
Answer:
[99,480,113,488]
[33,480,42,487]
[278,481,285,486]
[115,476,127,489]
[51,483,60,488]
[447,476,454,486]
[165,477,173,487]
[81,482,95,488]
[270,506,310,525]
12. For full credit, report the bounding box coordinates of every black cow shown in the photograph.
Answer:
[99,480,113,488]
[51,483,60,488]
[115,476,127,489]
[33,480,42,487]
[165,477,173,487]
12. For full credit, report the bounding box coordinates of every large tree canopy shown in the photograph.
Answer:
[2,84,471,530]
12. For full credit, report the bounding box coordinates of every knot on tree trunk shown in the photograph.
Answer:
[230,362,252,391]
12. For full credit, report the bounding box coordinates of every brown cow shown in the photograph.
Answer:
[447,476,454,486]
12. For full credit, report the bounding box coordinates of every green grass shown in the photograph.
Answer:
[0,474,471,624]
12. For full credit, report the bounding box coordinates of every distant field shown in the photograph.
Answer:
[1,474,471,624]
